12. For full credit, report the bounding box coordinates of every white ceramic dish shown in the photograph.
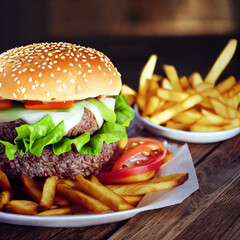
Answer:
[0,142,199,227]
[134,105,240,143]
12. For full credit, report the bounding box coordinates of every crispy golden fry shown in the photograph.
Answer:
[224,93,240,109]
[122,196,143,206]
[20,174,42,203]
[225,82,240,97]
[0,190,12,210]
[136,95,146,112]
[210,98,238,118]
[120,84,137,105]
[157,88,189,102]
[37,205,82,216]
[190,124,223,132]
[215,76,236,93]
[161,78,173,90]
[142,96,160,117]
[179,76,190,89]
[205,39,237,85]
[163,65,182,91]
[163,151,173,163]
[223,118,240,130]
[138,54,158,98]
[56,183,110,213]
[76,175,134,211]
[194,82,213,92]
[173,109,202,125]
[106,173,189,196]
[4,200,38,215]
[53,194,72,207]
[150,94,203,125]
[189,72,203,88]
[39,176,58,209]
[166,121,189,131]
[0,167,11,190]
[199,109,227,125]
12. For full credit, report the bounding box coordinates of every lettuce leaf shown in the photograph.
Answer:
[0,95,134,160]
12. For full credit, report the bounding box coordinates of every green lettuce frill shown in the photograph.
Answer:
[0,95,134,160]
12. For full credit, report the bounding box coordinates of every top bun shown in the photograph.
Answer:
[0,42,122,101]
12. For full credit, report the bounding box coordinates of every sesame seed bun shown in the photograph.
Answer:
[0,42,122,101]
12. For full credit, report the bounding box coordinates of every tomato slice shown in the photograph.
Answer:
[24,100,75,110]
[0,99,12,110]
[97,137,167,183]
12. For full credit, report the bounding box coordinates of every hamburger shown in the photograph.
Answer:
[0,42,134,179]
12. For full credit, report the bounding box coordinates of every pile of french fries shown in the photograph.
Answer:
[0,166,188,215]
[122,39,240,132]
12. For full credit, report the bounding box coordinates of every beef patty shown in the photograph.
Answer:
[0,108,115,179]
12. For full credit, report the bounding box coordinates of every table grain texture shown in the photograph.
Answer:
[0,36,239,240]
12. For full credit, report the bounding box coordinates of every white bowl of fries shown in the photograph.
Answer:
[122,39,240,143]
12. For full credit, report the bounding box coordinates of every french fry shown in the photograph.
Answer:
[122,196,143,206]
[150,94,203,125]
[189,72,203,88]
[200,109,227,125]
[138,54,158,98]
[106,173,189,196]
[147,75,162,96]
[210,98,238,118]
[205,39,237,85]
[163,64,182,91]
[194,82,213,92]
[173,109,202,124]
[157,88,189,102]
[120,84,137,105]
[20,174,42,203]
[190,124,223,132]
[37,205,82,216]
[56,183,110,214]
[76,175,134,211]
[0,167,11,190]
[166,121,189,131]
[215,76,236,93]
[0,190,12,210]
[161,78,173,90]
[39,176,58,209]
[4,200,38,215]
[142,96,160,117]
[53,195,72,207]
[179,76,190,89]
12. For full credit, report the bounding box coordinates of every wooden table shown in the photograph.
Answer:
[0,132,239,240]
[0,36,239,239]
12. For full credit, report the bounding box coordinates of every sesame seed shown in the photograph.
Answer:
[42,62,47,65]
[63,83,66,89]
[57,87,62,92]
[51,73,54,77]
[78,64,81,68]
[23,68,27,72]
[17,80,20,85]
[48,53,53,57]
[0,83,2,87]
[109,79,112,85]
[48,65,52,69]
[57,80,61,83]
[3,73,6,77]
[104,72,106,76]
[88,70,92,73]
[12,73,15,77]
[40,55,45,59]
[98,66,101,70]
[14,77,18,81]
[69,72,72,76]
[63,69,67,73]
[40,83,45,87]
[22,88,26,93]
[74,58,78,62]
[70,79,75,83]
[29,77,32,82]
[32,85,36,90]
[82,59,86,62]
[24,93,27,99]
[47,92,50,96]
[13,93,17,99]
[39,72,42,78]
[69,63,73,67]
[0,68,3,72]
[77,85,81,91]
[78,71,81,75]
[30,68,35,72]
[57,67,61,71]
[84,79,88,82]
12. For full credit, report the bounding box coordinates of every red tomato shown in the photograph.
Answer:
[97,137,167,183]
[24,100,75,110]
[0,99,12,110]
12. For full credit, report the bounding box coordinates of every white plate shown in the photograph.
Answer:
[134,105,240,143]
[0,142,199,227]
